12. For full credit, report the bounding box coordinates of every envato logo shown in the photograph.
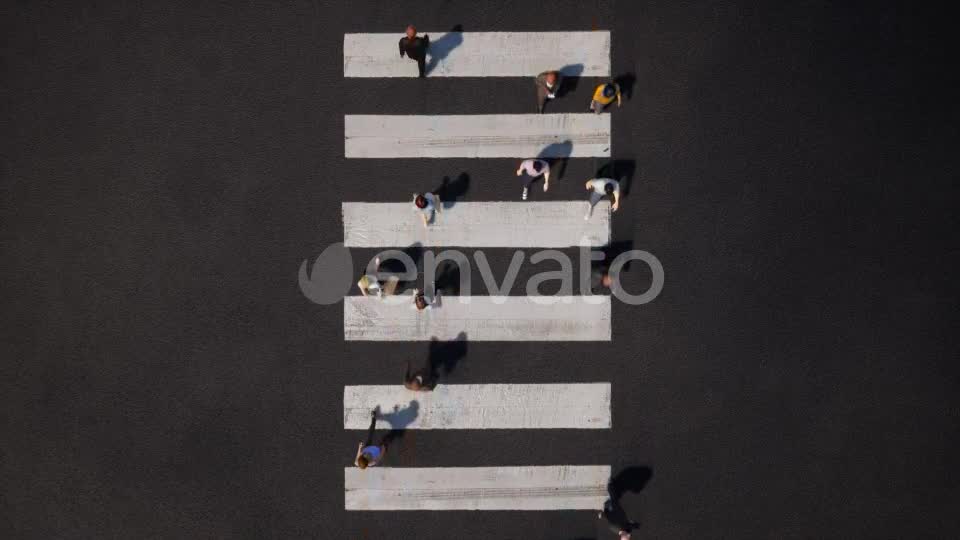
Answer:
[299,244,664,306]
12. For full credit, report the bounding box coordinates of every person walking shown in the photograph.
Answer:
[535,70,564,113]
[357,257,400,298]
[597,498,639,538]
[584,178,621,219]
[399,25,430,78]
[589,81,622,114]
[412,287,441,311]
[354,408,386,469]
[404,360,434,391]
[413,192,441,228]
[515,158,551,200]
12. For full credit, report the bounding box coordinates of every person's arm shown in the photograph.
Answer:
[543,163,551,187]
[585,180,593,190]
[358,279,369,297]
[421,212,429,227]
[399,38,406,57]
[616,84,622,106]
[354,442,364,466]
[433,194,442,213]
[612,190,620,211]
[549,73,562,97]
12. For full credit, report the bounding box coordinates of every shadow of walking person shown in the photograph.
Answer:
[428,331,468,384]
[425,24,464,75]
[538,139,573,179]
[598,466,653,538]
[433,172,470,208]
[378,400,420,448]
[557,63,585,96]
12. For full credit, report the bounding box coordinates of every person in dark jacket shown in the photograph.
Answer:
[535,70,564,113]
[399,25,430,77]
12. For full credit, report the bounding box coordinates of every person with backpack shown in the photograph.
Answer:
[590,81,622,114]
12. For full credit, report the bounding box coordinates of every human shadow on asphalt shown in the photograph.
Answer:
[538,139,573,180]
[557,63,585,96]
[425,24,464,75]
[596,160,636,197]
[377,242,423,293]
[376,400,420,448]
[433,172,470,208]
[435,259,462,295]
[598,466,653,536]
[427,331,468,384]
[615,73,637,100]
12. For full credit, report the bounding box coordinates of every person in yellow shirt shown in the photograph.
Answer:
[590,81,622,114]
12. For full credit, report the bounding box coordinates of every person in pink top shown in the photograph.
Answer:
[515,158,551,200]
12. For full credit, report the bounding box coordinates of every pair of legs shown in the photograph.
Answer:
[585,191,605,219]
[590,99,609,114]
[520,173,547,200]
[407,36,430,77]
[537,87,555,113]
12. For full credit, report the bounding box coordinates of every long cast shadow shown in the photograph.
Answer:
[557,63,585,96]
[614,73,637,100]
[377,400,420,447]
[428,331,468,384]
[433,172,470,208]
[377,242,423,293]
[425,24,464,75]
[599,466,653,535]
[538,139,573,179]
[435,259,462,295]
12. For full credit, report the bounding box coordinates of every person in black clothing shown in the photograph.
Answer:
[399,25,430,78]
[598,498,639,538]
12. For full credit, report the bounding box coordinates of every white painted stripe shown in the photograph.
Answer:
[345,465,611,510]
[343,201,610,248]
[344,383,611,430]
[344,31,610,78]
[344,114,611,158]
[344,296,611,341]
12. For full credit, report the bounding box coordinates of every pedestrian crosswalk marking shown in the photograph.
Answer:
[344,383,611,430]
[343,201,610,248]
[345,114,611,158]
[344,465,611,510]
[344,31,610,78]
[344,296,611,341]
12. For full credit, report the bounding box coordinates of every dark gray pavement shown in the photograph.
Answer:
[2,1,958,538]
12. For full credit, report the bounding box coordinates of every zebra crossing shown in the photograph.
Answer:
[344,31,610,77]
[340,30,615,512]
[344,383,611,430]
[344,114,611,158]
[343,201,611,248]
[344,295,611,341]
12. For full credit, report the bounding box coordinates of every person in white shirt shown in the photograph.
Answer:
[515,159,551,200]
[413,192,441,228]
[357,257,399,298]
[584,178,620,219]
[412,287,441,311]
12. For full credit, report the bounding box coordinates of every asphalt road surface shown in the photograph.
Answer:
[2,1,958,538]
